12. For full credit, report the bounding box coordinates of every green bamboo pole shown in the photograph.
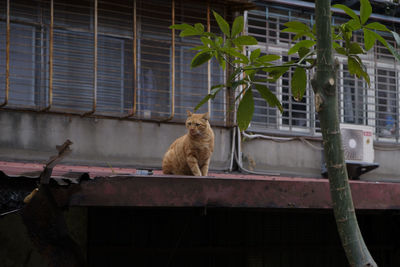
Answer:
[312,1,377,266]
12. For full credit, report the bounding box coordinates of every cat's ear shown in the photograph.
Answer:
[186,110,193,117]
[202,112,210,121]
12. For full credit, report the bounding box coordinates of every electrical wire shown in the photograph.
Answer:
[234,127,281,176]
[241,130,324,151]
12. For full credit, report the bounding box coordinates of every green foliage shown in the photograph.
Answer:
[213,11,230,37]
[254,84,283,113]
[237,89,254,131]
[171,1,399,131]
[292,67,307,101]
[191,51,213,68]
[288,40,316,55]
[231,16,244,38]
[360,0,372,25]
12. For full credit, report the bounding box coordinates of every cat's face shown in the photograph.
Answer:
[186,111,210,137]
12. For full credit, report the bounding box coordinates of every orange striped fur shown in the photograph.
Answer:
[162,111,214,176]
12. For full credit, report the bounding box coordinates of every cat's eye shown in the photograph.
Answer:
[195,123,200,126]
[187,122,191,126]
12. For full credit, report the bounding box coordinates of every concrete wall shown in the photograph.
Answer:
[0,110,232,171]
[241,138,323,178]
[240,136,400,181]
[1,110,400,181]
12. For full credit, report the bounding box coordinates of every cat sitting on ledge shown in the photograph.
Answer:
[162,111,214,176]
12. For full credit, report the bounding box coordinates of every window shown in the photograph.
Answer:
[247,6,317,133]
[0,0,230,125]
[376,68,398,139]
[247,3,400,143]
[340,64,368,125]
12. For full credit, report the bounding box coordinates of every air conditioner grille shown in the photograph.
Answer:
[342,129,364,161]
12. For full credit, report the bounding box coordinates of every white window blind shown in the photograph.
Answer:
[0,0,231,126]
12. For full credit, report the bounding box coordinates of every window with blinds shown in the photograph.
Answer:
[246,3,400,143]
[340,65,368,125]
[247,6,317,134]
[376,68,398,139]
[0,0,231,126]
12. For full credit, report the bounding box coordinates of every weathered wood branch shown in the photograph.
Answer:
[22,139,85,267]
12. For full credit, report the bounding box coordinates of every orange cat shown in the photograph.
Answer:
[162,111,214,176]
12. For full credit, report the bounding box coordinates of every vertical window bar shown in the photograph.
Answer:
[207,1,211,116]
[84,0,98,116]
[163,0,175,121]
[0,0,10,107]
[41,0,53,111]
[124,0,137,118]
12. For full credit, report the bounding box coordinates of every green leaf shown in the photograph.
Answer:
[370,31,400,62]
[191,52,213,68]
[268,66,290,81]
[360,0,372,25]
[169,23,194,30]
[363,28,376,51]
[201,36,213,47]
[332,42,341,49]
[231,16,244,38]
[195,84,225,111]
[298,47,310,59]
[360,68,370,87]
[180,28,201,37]
[257,54,280,63]
[226,48,249,64]
[237,89,254,131]
[194,94,211,111]
[335,47,347,56]
[348,56,362,76]
[194,23,205,33]
[293,32,316,41]
[385,41,400,62]
[349,42,365,54]
[231,79,247,90]
[250,49,261,62]
[191,45,207,51]
[284,21,310,31]
[288,40,316,55]
[332,4,359,21]
[392,31,400,45]
[233,35,258,46]
[213,10,230,37]
[215,52,226,70]
[364,22,390,32]
[254,84,283,113]
[346,18,361,31]
[210,84,225,97]
[291,67,307,101]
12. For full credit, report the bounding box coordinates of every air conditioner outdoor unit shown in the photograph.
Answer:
[340,124,374,163]
[322,124,378,179]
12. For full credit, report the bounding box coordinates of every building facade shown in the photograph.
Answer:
[2,1,400,266]
[1,0,400,180]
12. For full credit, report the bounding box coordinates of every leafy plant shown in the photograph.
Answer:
[170,0,399,131]
[171,1,400,266]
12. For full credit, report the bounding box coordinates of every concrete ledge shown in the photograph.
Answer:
[64,175,400,210]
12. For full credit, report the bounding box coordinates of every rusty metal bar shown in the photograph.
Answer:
[41,0,53,111]
[65,175,400,210]
[0,0,10,107]
[83,0,98,116]
[207,1,211,116]
[162,0,175,121]
[123,0,137,119]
